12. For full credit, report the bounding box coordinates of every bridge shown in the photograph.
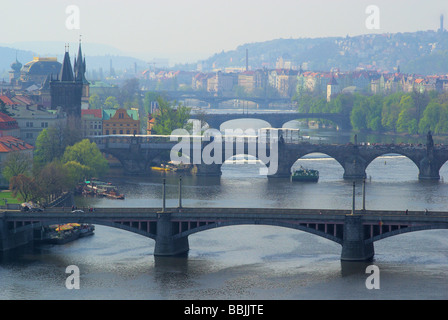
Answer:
[89,131,447,180]
[160,90,293,109]
[2,207,448,261]
[189,111,352,130]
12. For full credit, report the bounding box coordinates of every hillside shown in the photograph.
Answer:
[195,30,448,75]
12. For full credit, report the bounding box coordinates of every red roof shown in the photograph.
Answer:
[0,136,34,153]
[81,109,102,118]
[0,112,19,130]
[0,95,17,106]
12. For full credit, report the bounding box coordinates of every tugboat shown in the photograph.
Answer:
[291,167,319,182]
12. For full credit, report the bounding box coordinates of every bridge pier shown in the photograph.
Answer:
[342,156,367,180]
[418,157,440,180]
[154,212,189,256]
[340,215,374,261]
[194,163,222,176]
[0,214,33,251]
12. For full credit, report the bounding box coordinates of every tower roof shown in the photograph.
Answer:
[59,50,74,82]
[74,39,88,84]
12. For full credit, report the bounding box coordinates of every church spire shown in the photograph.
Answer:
[59,44,74,82]
[74,36,88,83]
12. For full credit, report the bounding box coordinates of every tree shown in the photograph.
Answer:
[33,127,64,167]
[89,93,102,109]
[1,151,32,183]
[104,96,121,109]
[62,139,109,178]
[10,174,38,202]
[396,95,417,134]
[151,97,191,135]
[36,161,70,203]
[63,161,92,186]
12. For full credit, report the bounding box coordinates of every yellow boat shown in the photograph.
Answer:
[151,166,170,172]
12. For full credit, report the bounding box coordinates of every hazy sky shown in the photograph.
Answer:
[2,0,447,63]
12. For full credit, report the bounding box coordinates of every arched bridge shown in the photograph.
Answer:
[2,207,448,261]
[189,112,352,130]
[161,90,293,109]
[89,132,448,180]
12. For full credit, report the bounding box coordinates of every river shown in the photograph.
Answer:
[1,118,448,300]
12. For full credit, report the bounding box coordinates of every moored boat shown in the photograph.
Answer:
[291,167,319,182]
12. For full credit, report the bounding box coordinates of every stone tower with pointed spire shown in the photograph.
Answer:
[73,38,90,108]
[50,44,83,118]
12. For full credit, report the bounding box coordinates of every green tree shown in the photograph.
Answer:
[89,93,102,109]
[396,95,417,134]
[63,161,92,187]
[33,127,64,167]
[152,97,191,135]
[104,96,121,109]
[62,139,109,178]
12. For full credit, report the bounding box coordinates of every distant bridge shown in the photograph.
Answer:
[160,90,293,109]
[189,111,351,130]
[2,207,448,261]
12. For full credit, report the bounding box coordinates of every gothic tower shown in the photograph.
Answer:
[50,45,83,118]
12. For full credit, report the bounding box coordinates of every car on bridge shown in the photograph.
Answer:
[71,209,85,214]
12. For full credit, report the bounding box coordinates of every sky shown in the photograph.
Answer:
[1,0,447,64]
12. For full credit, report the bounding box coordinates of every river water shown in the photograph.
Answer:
[1,118,448,300]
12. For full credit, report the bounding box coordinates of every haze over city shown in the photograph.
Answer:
[1,0,447,64]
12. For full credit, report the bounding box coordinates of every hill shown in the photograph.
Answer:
[194,30,448,75]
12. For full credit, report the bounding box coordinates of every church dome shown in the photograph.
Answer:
[10,59,22,72]
[21,57,62,76]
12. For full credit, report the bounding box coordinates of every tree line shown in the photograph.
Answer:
[2,118,108,204]
[295,90,448,135]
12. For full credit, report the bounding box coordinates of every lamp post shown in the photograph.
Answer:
[362,178,366,211]
[178,176,182,209]
[351,181,356,215]
[162,178,166,213]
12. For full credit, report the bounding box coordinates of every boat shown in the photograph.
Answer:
[81,180,125,199]
[79,224,95,237]
[40,223,95,244]
[291,167,319,182]
[150,165,171,172]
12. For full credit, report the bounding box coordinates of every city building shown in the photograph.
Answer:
[102,108,140,135]
[5,104,66,145]
[81,109,103,137]
[0,112,20,138]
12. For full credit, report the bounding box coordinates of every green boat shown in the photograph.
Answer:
[291,167,319,182]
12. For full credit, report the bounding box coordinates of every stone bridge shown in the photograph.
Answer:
[189,112,352,130]
[2,207,448,261]
[161,90,292,109]
[90,132,447,180]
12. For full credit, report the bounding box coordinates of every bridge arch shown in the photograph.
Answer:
[12,218,158,241]
[290,152,345,176]
[220,118,271,131]
[171,220,343,245]
[367,224,448,243]
[365,153,420,180]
